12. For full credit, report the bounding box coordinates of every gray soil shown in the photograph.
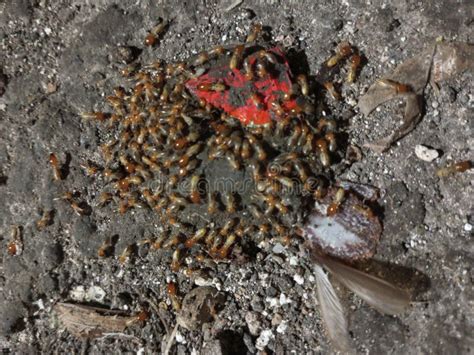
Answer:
[0,0,473,354]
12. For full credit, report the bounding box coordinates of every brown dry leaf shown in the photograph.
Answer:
[54,302,138,338]
[359,42,474,152]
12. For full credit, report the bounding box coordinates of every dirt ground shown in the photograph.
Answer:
[0,0,473,354]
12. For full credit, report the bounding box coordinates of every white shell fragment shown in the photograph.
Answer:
[415,144,439,162]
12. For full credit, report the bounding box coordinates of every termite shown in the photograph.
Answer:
[185,228,208,249]
[144,19,167,47]
[118,245,134,265]
[436,160,472,177]
[246,23,262,43]
[190,175,202,204]
[224,192,237,213]
[36,210,53,230]
[7,226,23,256]
[167,282,181,311]
[326,188,345,216]
[219,234,237,259]
[377,79,412,94]
[297,74,309,96]
[97,236,114,258]
[315,138,331,167]
[49,153,63,180]
[326,41,353,67]
[230,45,245,70]
[323,82,341,100]
[347,53,361,83]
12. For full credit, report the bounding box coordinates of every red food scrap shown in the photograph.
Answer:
[186,47,298,125]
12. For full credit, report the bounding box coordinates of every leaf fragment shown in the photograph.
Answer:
[54,302,139,339]
[359,42,474,152]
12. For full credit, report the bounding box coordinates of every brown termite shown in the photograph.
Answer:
[255,61,268,78]
[49,153,63,181]
[315,138,331,167]
[326,41,353,67]
[323,81,341,100]
[347,53,361,83]
[167,282,181,311]
[118,245,134,265]
[185,228,208,249]
[197,82,227,92]
[36,210,53,230]
[436,160,472,177]
[377,78,412,94]
[193,51,209,66]
[189,175,202,204]
[243,56,254,80]
[220,218,238,237]
[97,236,114,258]
[60,192,89,216]
[144,19,167,47]
[249,93,264,109]
[219,233,237,259]
[326,188,345,216]
[240,140,251,160]
[297,74,309,96]
[207,191,219,214]
[7,226,23,256]
[230,45,245,70]
[225,151,241,170]
[80,162,100,176]
[80,112,108,122]
[246,23,262,43]
[224,192,237,213]
[171,248,182,272]
[325,132,337,152]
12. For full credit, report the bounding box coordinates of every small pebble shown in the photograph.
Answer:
[415,144,439,162]
[293,274,304,285]
[276,320,288,334]
[464,223,472,232]
[245,312,262,336]
[255,329,274,350]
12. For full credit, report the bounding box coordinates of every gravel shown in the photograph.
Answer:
[0,1,472,353]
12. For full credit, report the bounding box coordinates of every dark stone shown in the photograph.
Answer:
[250,297,264,312]
[0,68,7,97]
[243,332,257,353]
[332,19,344,31]
[111,46,141,64]
[386,18,401,32]
[266,286,278,297]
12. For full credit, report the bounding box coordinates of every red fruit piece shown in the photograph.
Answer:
[186,47,298,125]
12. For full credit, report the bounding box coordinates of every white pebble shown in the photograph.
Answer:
[293,274,304,285]
[272,243,285,254]
[279,293,292,305]
[256,329,274,350]
[464,223,472,232]
[289,256,298,266]
[415,144,439,162]
[175,331,186,344]
[276,321,288,334]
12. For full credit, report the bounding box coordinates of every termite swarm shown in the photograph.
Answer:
[75,21,412,351]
